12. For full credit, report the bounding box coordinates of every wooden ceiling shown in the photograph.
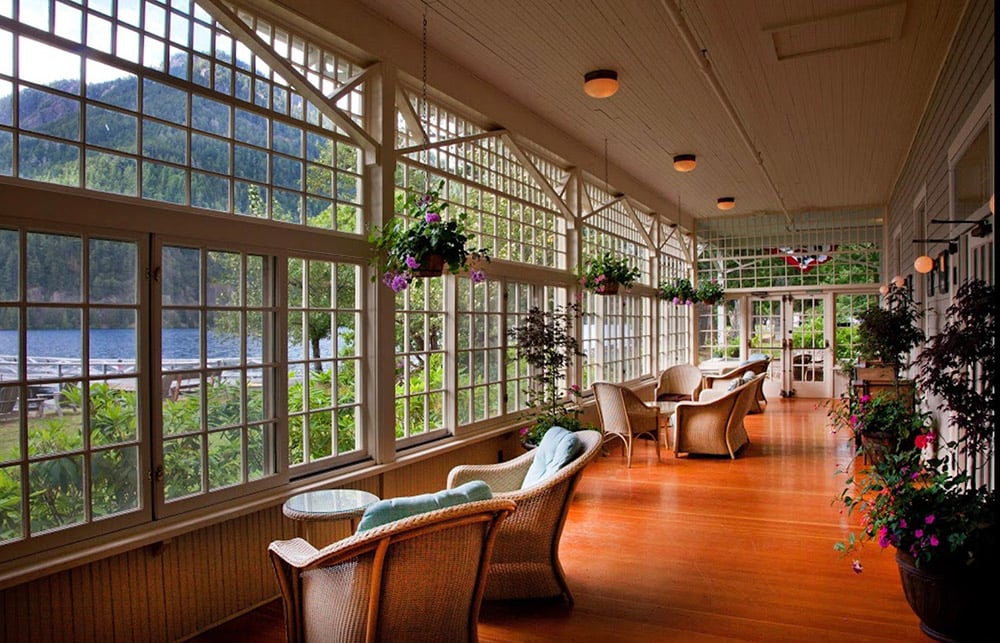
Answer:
[281,0,967,225]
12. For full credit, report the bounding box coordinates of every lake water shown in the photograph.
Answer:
[0,329,336,362]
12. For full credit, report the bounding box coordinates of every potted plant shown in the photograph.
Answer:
[834,279,996,642]
[855,283,923,379]
[579,252,640,295]
[368,180,488,291]
[694,280,725,305]
[507,303,592,447]
[827,389,925,464]
[657,277,696,304]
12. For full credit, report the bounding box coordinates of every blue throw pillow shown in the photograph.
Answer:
[355,480,492,533]
[521,426,584,489]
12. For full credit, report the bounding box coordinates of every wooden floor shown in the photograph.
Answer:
[190,397,930,642]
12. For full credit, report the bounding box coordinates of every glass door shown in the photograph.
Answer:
[749,294,833,398]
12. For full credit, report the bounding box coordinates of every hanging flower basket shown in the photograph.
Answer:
[368,180,489,291]
[409,253,445,278]
[695,281,725,305]
[658,278,696,305]
[579,252,639,295]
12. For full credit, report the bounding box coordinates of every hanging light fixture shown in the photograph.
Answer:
[879,284,890,295]
[583,69,619,98]
[892,275,905,288]
[672,154,697,172]
[716,197,735,210]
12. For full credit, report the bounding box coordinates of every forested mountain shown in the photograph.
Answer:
[1,53,346,210]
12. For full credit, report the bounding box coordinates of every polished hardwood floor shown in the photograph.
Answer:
[191,397,930,642]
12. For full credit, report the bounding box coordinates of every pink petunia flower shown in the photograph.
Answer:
[851,560,863,574]
[925,514,935,525]
[929,535,939,546]
[914,529,924,538]
[425,212,441,223]
[405,256,421,270]
[470,269,486,283]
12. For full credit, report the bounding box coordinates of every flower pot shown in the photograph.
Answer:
[859,432,895,465]
[411,253,445,277]
[895,549,993,642]
[598,282,620,295]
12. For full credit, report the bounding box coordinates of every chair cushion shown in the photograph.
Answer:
[521,426,583,489]
[727,378,741,391]
[742,371,755,382]
[355,480,492,532]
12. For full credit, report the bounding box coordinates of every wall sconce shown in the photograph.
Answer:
[914,255,934,274]
[672,154,697,172]
[583,69,619,98]
[716,197,735,210]
[912,238,958,277]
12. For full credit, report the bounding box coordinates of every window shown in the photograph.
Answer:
[456,277,503,426]
[156,242,279,514]
[1,228,147,548]
[287,258,363,470]
[0,0,365,230]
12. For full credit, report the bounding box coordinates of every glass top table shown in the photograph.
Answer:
[282,488,380,523]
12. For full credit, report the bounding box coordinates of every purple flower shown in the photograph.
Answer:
[924,514,935,525]
[929,535,939,546]
[390,274,409,292]
[405,256,421,270]
[418,194,432,207]
[851,560,863,574]
[899,519,907,529]
[877,526,891,548]
[914,529,924,538]
[425,212,441,223]
[470,269,486,283]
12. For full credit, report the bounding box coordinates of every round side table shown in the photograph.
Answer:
[282,488,380,543]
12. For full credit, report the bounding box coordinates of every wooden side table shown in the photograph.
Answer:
[282,488,380,544]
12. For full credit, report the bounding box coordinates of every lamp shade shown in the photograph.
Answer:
[716,197,735,210]
[673,154,697,172]
[914,255,934,274]
[879,285,889,295]
[892,275,905,288]
[583,70,618,98]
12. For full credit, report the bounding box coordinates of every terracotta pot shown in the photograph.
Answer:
[411,253,445,277]
[895,549,992,642]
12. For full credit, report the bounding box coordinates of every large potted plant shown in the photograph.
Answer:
[369,180,488,291]
[507,303,591,447]
[579,252,640,295]
[855,283,923,379]
[835,280,996,642]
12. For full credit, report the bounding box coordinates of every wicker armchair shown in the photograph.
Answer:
[269,498,515,643]
[593,382,662,467]
[446,429,602,605]
[671,374,760,458]
[702,356,770,412]
[653,363,703,401]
